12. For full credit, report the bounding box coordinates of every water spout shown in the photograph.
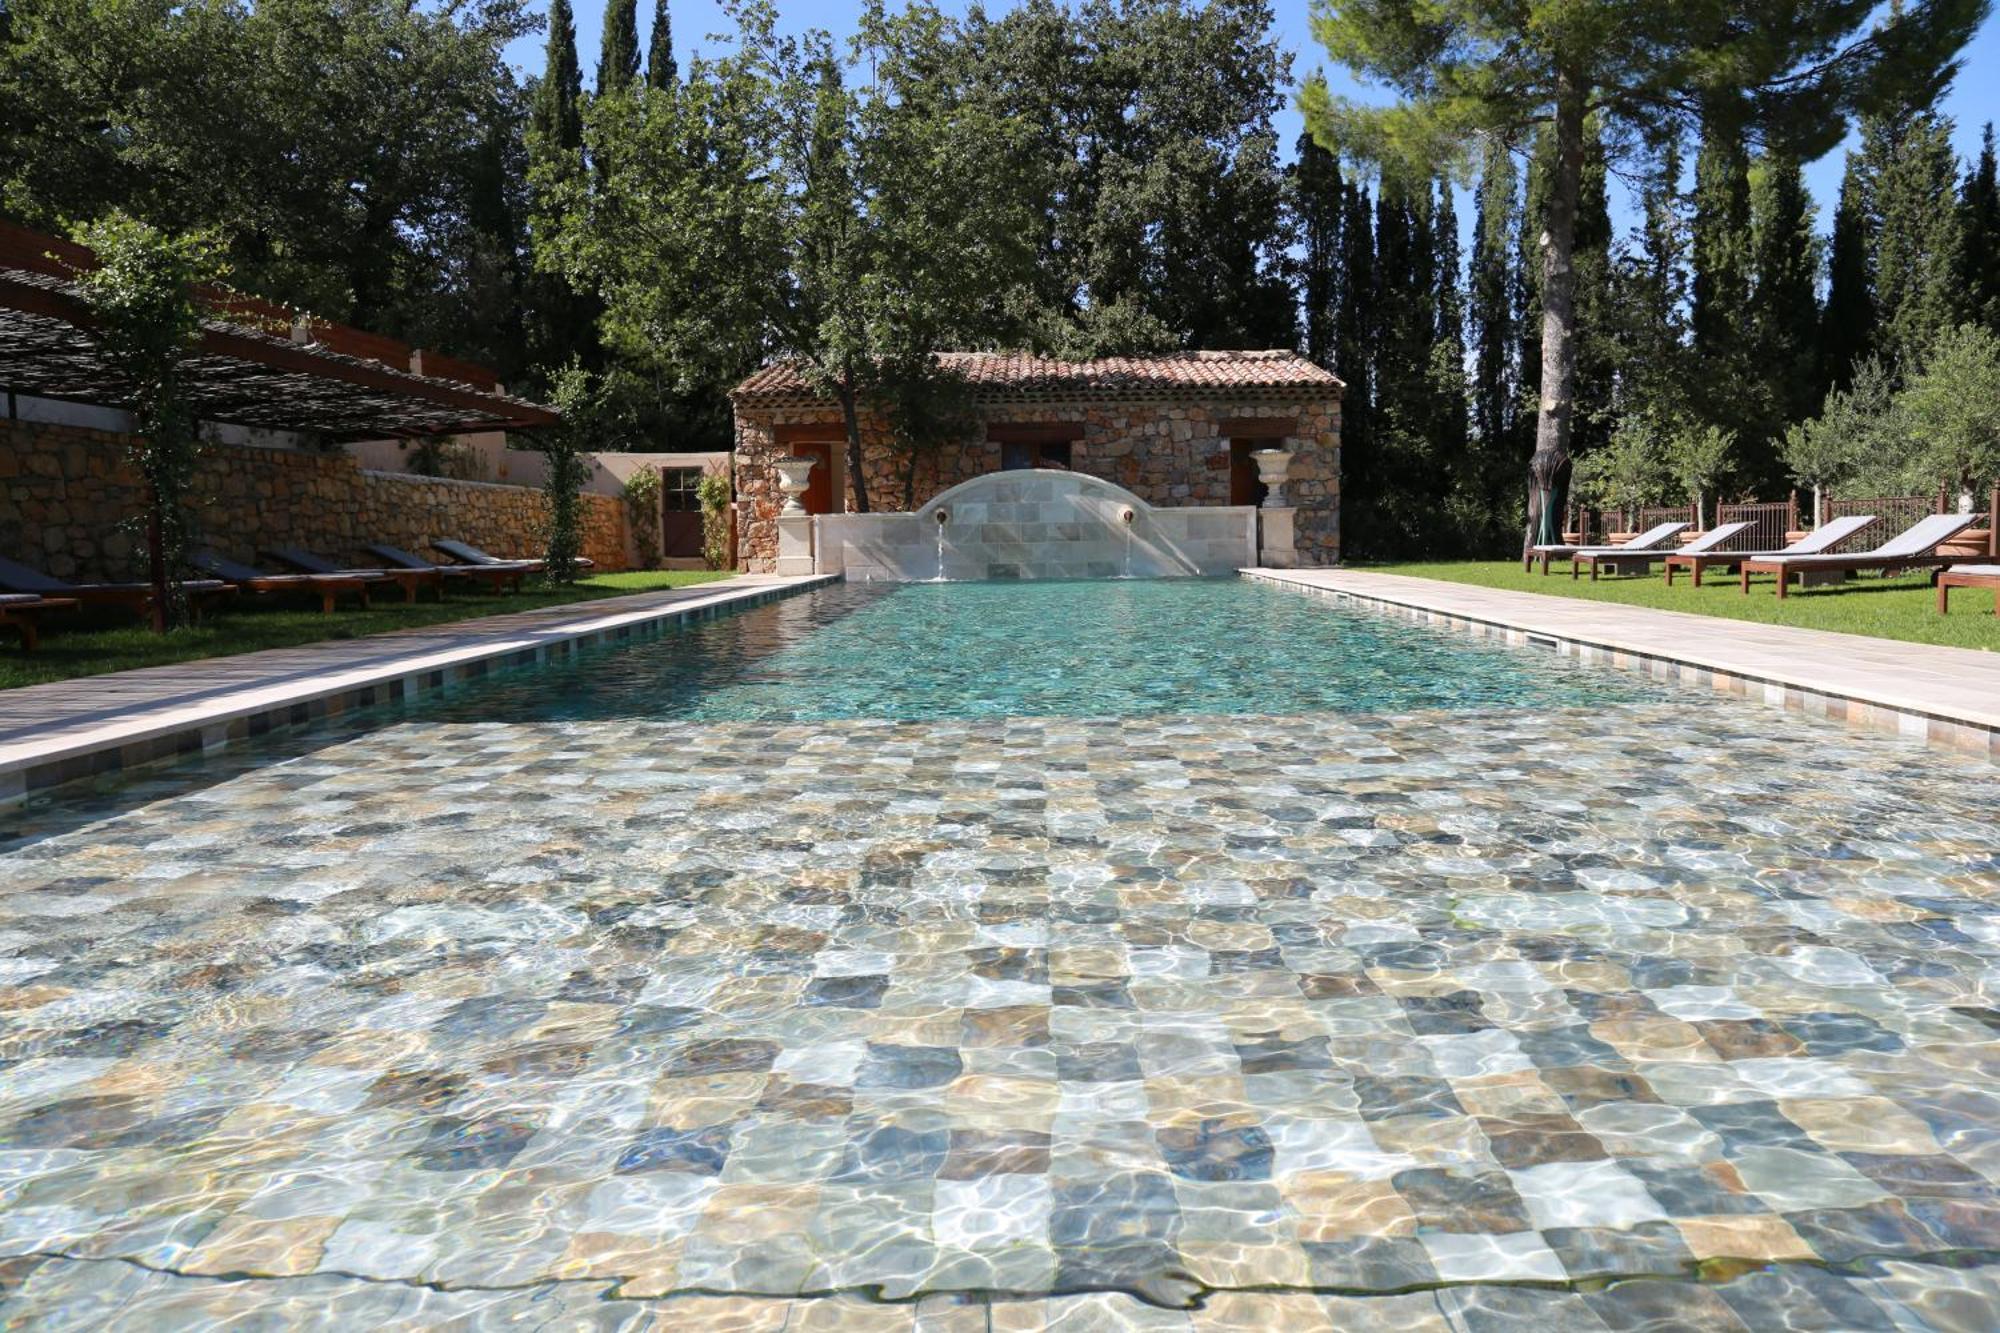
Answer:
[1119,507,1135,579]
[931,508,950,582]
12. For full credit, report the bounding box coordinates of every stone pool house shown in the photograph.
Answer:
[729,351,1343,572]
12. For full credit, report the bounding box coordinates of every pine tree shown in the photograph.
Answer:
[646,1,676,90]
[1959,124,2000,332]
[599,0,641,94]
[1516,134,1545,465]
[1749,150,1821,454]
[1821,153,1873,389]
[1470,138,1516,456]
[1293,133,1344,370]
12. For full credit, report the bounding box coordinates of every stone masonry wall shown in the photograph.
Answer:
[0,418,628,581]
[733,395,1340,572]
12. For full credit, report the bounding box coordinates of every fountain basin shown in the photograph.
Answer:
[815,472,1257,581]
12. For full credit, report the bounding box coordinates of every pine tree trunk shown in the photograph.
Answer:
[1524,77,1587,555]
[836,364,870,514]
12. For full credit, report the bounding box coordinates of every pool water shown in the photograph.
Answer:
[2,580,1999,1328]
[438,579,1663,723]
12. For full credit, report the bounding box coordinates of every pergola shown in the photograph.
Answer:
[0,222,558,438]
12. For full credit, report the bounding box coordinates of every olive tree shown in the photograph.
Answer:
[70,212,221,632]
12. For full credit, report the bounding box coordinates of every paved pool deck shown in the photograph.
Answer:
[1243,568,2000,760]
[0,574,835,804]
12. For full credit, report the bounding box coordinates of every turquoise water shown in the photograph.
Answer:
[441,579,1661,722]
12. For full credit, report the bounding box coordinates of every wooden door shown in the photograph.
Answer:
[1229,439,1269,507]
[797,442,836,515]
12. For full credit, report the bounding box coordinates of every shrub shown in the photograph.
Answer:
[698,465,732,571]
[624,464,663,569]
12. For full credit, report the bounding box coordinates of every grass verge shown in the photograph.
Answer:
[0,569,733,690]
[1375,560,2000,652]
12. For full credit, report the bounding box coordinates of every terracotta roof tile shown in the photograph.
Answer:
[732,350,1343,403]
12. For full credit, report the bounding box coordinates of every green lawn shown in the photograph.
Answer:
[0,569,733,690]
[1377,560,2000,652]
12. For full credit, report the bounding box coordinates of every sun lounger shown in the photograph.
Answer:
[261,547,444,603]
[1526,522,1690,577]
[193,552,377,615]
[1938,564,2000,615]
[1664,515,1878,587]
[1738,513,1981,598]
[1573,521,1755,581]
[364,544,527,594]
[0,556,234,620]
[0,592,78,651]
[430,538,577,573]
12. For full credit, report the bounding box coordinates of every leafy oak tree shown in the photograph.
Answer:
[547,0,1035,511]
[1303,0,1987,553]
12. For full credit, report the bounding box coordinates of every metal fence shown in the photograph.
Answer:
[1822,493,1944,553]
[1634,504,1698,536]
[1718,498,1799,551]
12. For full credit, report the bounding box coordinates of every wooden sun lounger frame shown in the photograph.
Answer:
[228,572,376,615]
[1937,567,2000,615]
[261,549,444,603]
[193,552,383,615]
[1738,514,1981,599]
[1664,516,1881,588]
[0,596,78,651]
[1524,523,1689,576]
[1740,552,1959,599]
[430,538,558,572]
[364,544,527,594]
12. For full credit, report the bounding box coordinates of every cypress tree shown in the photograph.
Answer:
[1958,123,2000,332]
[647,1,677,90]
[1750,151,1821,441]
[1431,177,1470,470]
[1614,131,1692,421]
[1691,101,1753,368]
[528,0,596,380]
[1570,119,1616,459]
[1294,133,1344,371]
[533,0,584,157]
[1821,153,1873,390]
[1867,108,1965,373]
[1470,138,1516,456]
[599,0,641,94]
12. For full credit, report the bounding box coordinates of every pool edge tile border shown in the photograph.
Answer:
[0,574,840,806]
[1243,567,2000,764]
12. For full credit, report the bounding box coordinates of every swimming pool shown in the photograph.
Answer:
[428,578,1664,723]
[1,579,1997,1327]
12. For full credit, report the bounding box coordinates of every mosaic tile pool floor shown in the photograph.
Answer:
[2,692,1999,1329]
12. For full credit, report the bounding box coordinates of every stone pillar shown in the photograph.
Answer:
[1258,507,1298,568]
[775,513,816,576]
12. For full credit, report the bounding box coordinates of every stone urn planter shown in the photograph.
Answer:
[1250,447,1294,509]
[774,455,818,517]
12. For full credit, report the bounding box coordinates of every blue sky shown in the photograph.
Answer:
[508,0,2000,242]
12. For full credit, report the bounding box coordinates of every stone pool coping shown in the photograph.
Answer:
[0,573,838,804]
[1244,567,2000,760]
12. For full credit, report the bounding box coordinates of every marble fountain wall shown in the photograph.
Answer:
[814,471,1255,582]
